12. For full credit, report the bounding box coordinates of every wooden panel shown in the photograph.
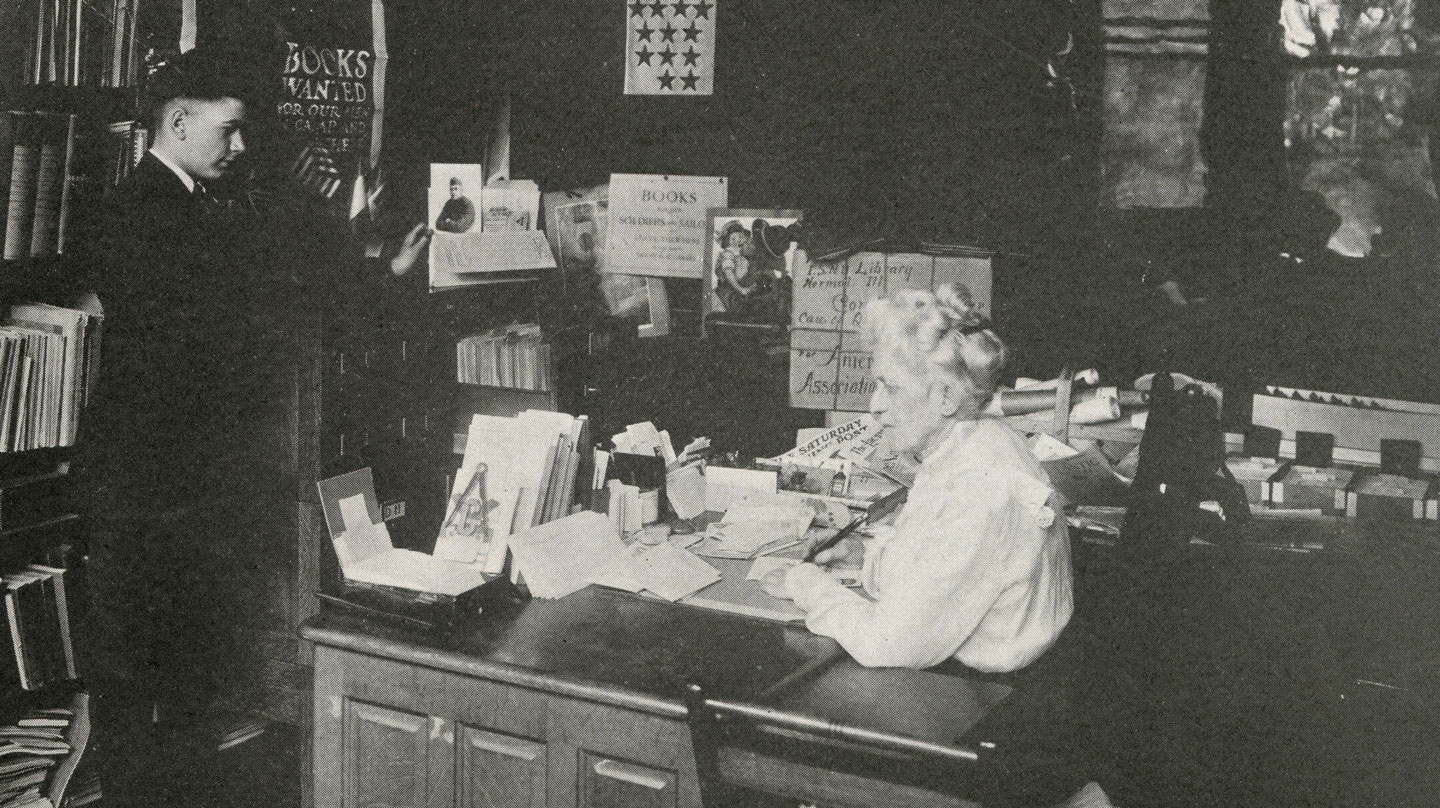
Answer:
[342,701,434,808]
[717,747,980,808]
[578,753,677,808]
[551,697,699,808]
[457,725,546,808]
[296,499,326,628]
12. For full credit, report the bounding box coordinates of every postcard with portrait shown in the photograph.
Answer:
[429,163,486,235]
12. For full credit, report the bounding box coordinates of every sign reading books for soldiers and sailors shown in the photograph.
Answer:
[604,174,727,279]
[623,0,717,95]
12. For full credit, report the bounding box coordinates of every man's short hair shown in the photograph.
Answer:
[143,46,266,125]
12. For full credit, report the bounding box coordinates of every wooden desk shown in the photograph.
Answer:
[301,585,1013,808]
[302,519,1440,808]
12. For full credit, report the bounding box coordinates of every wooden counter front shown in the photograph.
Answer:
[301,586,1010,808]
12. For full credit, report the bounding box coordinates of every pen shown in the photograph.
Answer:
[803,516,866,563]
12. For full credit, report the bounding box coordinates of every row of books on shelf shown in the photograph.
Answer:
[0,692,89,808]
[457,325,552,392]
[18,0,141,88]
[0,304,102,453]
[1,113,78,262]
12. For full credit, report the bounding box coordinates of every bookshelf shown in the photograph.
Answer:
[0,6,146,801]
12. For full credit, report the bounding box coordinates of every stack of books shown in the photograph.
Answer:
[18,0,140,87]
[0,303,103,452]
[0,692,90,808]
[0,562,81,693]
[457,324,551,392]
[1,113,78,261]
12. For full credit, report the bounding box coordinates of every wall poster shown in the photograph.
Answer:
[788,248,992,411]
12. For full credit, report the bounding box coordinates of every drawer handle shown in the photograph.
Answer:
[592,760,669,791]
[465,729,542,762]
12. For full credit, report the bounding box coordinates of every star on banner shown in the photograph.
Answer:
[624,0,716,94]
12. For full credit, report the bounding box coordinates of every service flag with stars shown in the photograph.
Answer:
[623,0,716,96]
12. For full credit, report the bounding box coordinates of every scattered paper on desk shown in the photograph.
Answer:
[747,556,798,581]
[676,436,711,467]
[722,504,813,535]
[507,511,628,599]
[788,416,882,461]
[704,467,777,512]
[665,465,706,520]
[1041,445,1130,507]
[1029,432,1080,462]
[627,542,720,601]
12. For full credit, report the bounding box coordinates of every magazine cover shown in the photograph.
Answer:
[701,208,801,335]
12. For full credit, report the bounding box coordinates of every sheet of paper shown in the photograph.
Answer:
[1042,445,1130,507]
[434,466,497,564]
[335,494,391,569]
[722,504,812,534]
[507,511,628,599]
[788,416,881,460]
[628,542,721,601]
[704,467,778,512]
[665,465,706,520]
[1029,432,1080,462]
[479,179,539,232]
[604,174,727,278]
[698,519,802,558]
[349,549,488,597]
[746,556,798,581]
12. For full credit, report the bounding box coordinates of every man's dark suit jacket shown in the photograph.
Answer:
[84,152,272,521]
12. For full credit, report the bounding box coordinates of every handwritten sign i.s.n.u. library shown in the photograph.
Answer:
[789,248,992,411]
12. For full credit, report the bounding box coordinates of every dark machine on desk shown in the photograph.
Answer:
[1120,372,1250,548]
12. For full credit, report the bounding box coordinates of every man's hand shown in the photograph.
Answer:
[390,223,431,276]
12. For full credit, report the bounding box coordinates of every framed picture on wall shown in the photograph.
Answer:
[701,208,802,336]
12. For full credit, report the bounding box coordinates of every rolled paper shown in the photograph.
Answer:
[998,386,1143,417]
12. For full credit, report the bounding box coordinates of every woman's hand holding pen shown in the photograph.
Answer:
[811,537,864,567]
[758,537,866,600]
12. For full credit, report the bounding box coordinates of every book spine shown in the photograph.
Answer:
[53,114,76,255]
[4,114,41,261]
[5,587,34,690]
[28,115,66,257]
[0,113,14,258]
[0,590,19,694]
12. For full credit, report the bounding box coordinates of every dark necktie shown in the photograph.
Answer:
[192,182,220,206]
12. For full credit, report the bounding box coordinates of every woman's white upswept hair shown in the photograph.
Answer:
[862,284,1008,407]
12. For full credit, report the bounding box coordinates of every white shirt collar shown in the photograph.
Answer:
[148,147,198,195]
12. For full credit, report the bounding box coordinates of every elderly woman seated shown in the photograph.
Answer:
[763,284,1073,671]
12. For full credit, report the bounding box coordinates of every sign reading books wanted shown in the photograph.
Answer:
[624,0,717,95]
[604,174,727,279]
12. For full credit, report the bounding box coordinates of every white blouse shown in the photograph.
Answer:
[784,417,1073,671]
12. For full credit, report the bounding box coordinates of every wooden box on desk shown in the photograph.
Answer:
[1342,471,1439,521]
[1269,464,1354,515]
